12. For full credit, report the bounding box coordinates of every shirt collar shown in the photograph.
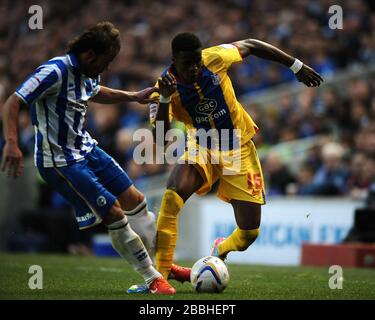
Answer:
[67,52,80,70]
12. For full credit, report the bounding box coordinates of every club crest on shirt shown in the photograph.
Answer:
[211,73,221,86]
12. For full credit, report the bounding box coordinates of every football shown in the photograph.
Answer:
[190,256,229,293]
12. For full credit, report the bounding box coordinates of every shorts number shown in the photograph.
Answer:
[247,173,262,191]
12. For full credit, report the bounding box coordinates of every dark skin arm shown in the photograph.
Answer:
[233,39,324,87]
[154,38,323,142]
[153,72,177,145]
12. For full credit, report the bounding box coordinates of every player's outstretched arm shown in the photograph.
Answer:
[153,72,177,145]
[1,93,24,178]
[90,86,159,104]
[233,39,324,87]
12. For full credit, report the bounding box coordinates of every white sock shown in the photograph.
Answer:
[108,217,161,286]
[125,199,156,264]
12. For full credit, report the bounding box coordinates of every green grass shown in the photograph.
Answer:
[0,253,374,300]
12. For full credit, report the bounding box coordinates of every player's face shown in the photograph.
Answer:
[173,49,203,83]
[81,47,119,78]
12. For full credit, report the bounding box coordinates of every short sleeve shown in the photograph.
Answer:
[15,65,60,105]
[202,44,243,71]
[91,76,101,97]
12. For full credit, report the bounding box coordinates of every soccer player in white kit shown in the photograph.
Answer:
[1,21,176,294]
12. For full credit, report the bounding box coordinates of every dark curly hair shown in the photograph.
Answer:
[67,21,121,55]
[172,32,202,57]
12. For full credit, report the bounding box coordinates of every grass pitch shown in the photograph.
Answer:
[0,253,374,300]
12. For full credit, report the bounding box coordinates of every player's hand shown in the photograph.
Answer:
[158,72,177,98]
[1,142,24,178]
[133,87,160,104]
[295,64,324,87]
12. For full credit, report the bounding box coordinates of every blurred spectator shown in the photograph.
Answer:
[1,1,375,183]
[263,152,296,195]
[346,153,375,200]
[297,142,349,195]
[2,0,375,253]
[354,124,375,157]
[1,0,374,98]
[286,164,316,196]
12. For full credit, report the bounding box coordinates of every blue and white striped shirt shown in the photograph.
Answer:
[15,53,100,168]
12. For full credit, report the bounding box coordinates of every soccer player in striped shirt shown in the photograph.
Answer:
[1,21,175,294]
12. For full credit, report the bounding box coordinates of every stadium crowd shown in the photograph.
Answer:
[1,0,375,252]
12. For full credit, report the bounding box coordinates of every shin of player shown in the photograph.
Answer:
[155,188,184,278]
[124,199,157,264]
[107,214,159,287]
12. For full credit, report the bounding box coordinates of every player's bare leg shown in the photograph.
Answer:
[156,163,203,279]
[116,185,144,211]
[211,200,261,260]
[103,200,175,294]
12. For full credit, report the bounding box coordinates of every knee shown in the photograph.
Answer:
[166,165,203,201]
[118,186,145,211]
[124,198,147,217]
[166,180,196,202]
[126,192,145,211]
[103,201,125,226]
[135,192,145,205]
[167,184,186,201]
